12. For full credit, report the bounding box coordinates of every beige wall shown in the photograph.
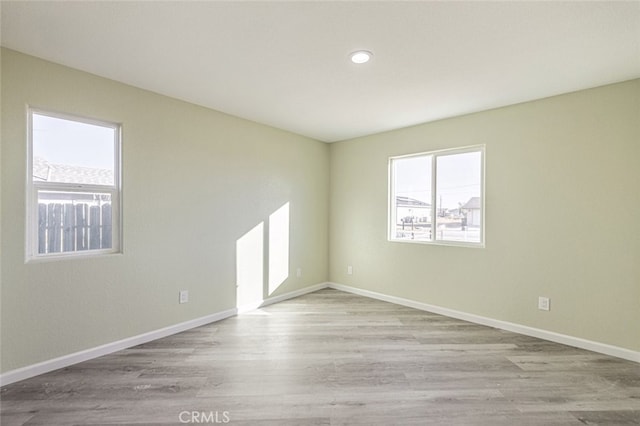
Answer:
[329,79,640,352]
[2,47,638,375]
[1,48,330,373]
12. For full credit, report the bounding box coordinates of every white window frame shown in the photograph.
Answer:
[388,145,485,248]
[26,107,122,261]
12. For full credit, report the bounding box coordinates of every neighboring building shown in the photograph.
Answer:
[461,196,481,227]
[396,196,431,224]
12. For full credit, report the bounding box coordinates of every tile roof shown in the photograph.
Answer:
[33,157,114,186]
[396,196,431,207]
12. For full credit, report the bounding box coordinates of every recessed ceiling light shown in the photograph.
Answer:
[350,50,373,64]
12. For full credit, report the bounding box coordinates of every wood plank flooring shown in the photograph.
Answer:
[2,288,639,425]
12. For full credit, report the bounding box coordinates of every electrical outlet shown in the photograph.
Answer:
[347,265,353,275]
[538,296,550,311]
[179,290,189,304]
[296,268,302,277]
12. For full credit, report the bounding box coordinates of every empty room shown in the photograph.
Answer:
[1,1,639,425]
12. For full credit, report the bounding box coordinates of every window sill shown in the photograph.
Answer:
[25,250,123,264]
[388,238,485,249]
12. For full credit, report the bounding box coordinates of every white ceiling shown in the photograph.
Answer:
[2,1,639,142]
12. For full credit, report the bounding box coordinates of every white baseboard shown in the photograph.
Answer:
[236,282,328,314]
[3,281,636,387]
[327,282,640,363]
[0,282,329,387]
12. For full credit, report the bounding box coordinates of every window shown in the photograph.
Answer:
[389,145,484,246]
[27,108,121,260]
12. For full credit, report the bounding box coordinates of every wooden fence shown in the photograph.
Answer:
[38,203,112,254]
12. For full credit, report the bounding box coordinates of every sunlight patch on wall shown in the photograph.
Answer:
[268,202,290,295]
[236,222,264,309]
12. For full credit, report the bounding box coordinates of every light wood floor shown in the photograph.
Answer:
[2,288,639,425]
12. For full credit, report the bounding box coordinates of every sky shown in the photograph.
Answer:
[394,151,482,209]
[32,113,116,170]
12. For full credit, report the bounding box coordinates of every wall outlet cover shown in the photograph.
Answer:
[538,296,550,311]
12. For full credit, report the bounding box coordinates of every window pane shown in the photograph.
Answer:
[435,151,482,243]
[32,113,115,186]
[37,191,113,254]
[392,155,432,241]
